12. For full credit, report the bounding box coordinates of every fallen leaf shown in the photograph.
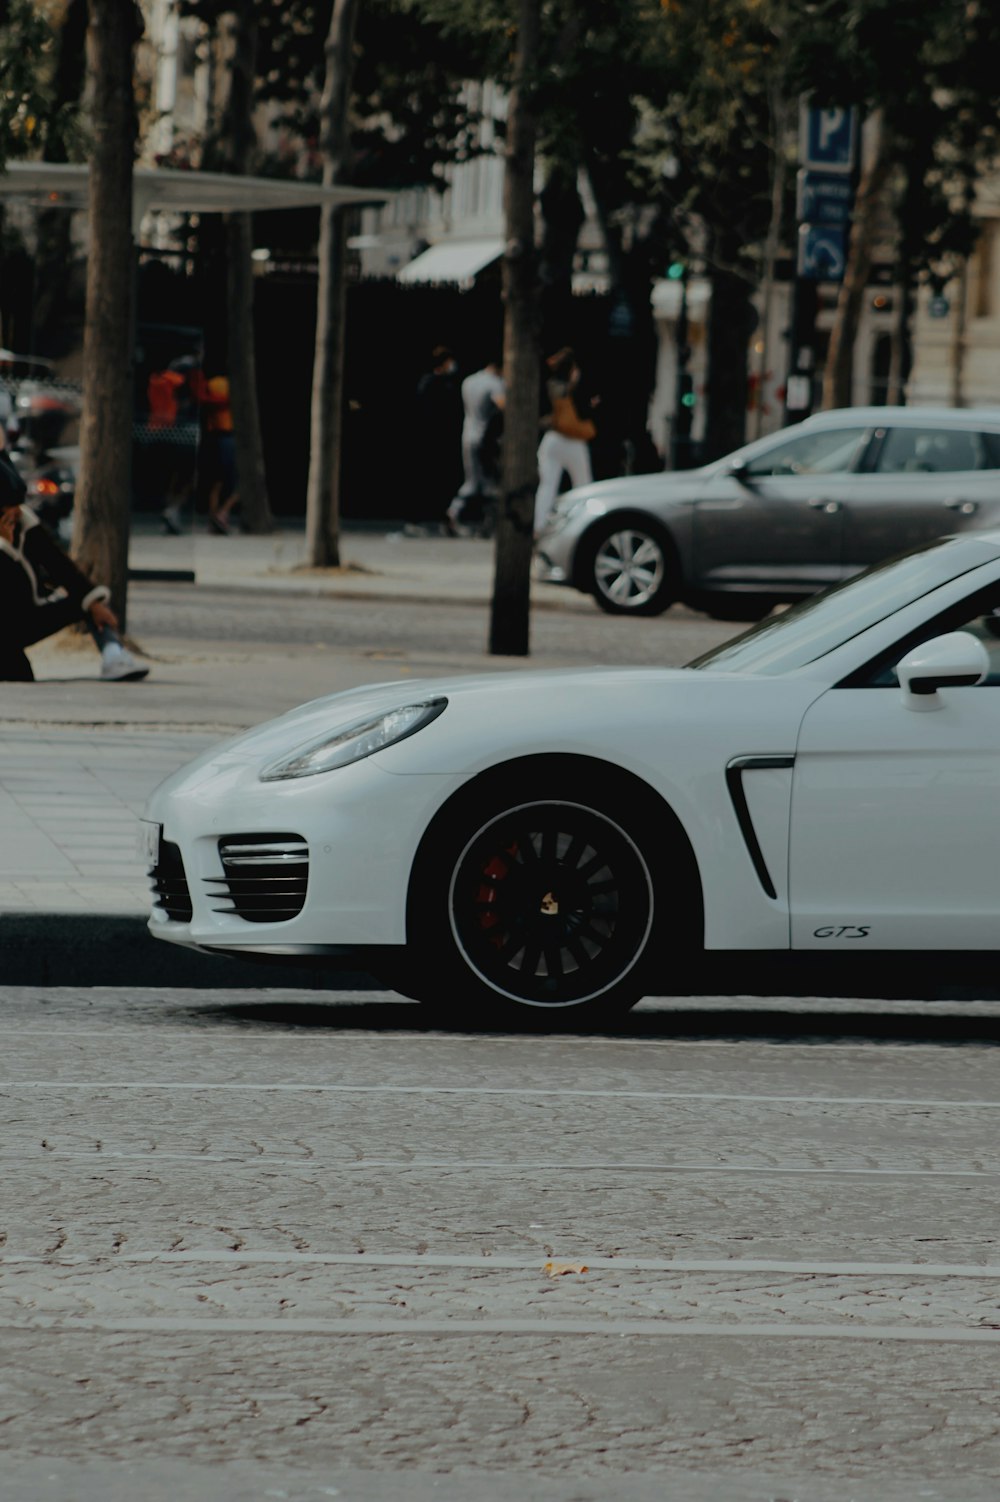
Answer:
[543,1261,589,1278]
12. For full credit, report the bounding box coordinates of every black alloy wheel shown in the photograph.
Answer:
[447,800,654,1010]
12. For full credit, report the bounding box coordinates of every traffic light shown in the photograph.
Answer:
[673,370,696,469]
[666,259,687,281]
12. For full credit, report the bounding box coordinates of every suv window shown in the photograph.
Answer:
[874,425,996,474]
[745,427,868,478]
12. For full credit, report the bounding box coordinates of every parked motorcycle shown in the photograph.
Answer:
[8,446,77,545]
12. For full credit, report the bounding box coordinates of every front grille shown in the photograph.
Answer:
[151,838,194,923]
[205,832,309,924]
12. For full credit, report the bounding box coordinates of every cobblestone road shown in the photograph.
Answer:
[2,987,999,1501]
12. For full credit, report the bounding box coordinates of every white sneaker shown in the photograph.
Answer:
[100,643,149,682]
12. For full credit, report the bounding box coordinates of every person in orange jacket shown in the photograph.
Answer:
[190,368,239,535]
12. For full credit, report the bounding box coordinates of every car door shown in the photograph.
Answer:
[840,423,1000,571]
[788,585,1000,951]
[692,425,871,591]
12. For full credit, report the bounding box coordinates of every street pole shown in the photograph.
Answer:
[671,267,693,470]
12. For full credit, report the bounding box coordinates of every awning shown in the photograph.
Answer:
[0,161,392,228]
[397,238,504,287]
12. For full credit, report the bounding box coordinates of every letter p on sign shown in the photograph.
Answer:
[818,109,845,151]
[800,103,856,173]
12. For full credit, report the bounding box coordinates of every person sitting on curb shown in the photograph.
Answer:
[0,440,149,683]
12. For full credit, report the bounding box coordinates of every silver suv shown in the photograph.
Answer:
[535,406,1000,620]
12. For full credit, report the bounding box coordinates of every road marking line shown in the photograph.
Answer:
[4,1251,1000,1278]
[4,1081,1000,1109]
[8,1314,1000,1343]
[8,1150,998,1179]
[2,1023,998,1047]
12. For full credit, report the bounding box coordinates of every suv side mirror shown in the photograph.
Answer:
[896,630,989,710]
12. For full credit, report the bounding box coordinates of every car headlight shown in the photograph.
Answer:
[546,492,588,533]
[260,699,447,781]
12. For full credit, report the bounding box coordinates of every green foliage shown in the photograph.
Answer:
[173,0,1000,302]
[0,0,58,165]
[208,0,485,189]
[787,0,1000,280]
[0,0,88,169]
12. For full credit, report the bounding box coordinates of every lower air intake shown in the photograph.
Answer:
[207,833,309,924]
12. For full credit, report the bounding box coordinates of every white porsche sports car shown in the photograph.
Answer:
[143,531,1000,1021]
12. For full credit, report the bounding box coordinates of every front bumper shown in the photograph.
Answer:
[143,754,459,957]
[533,552,571,586]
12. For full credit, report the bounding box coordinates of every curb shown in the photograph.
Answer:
[0,913,380,990]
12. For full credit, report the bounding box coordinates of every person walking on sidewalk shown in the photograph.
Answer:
[0,440,148,683]
[414,345,464,535]
[534,347,598,537]
[190,367,239,535]
[447,355,506,535]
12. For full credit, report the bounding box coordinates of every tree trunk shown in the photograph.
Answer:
[72,0,141,628]
[702,234,753,462]
[33,0,88,351]
[226,210,273,532]
[489,0,541,658]
[821,113,895,411]
[949,256,969,408]
[886,277,913,404]
[304,0,360,569]
[752,88,790,439]
[219,2,272,534]
[538,162,584,346]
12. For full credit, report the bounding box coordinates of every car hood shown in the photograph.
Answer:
[557,467,713,512]
[194,666,691,763]
[147,663,819,801]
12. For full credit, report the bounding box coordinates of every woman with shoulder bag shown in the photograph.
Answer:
[534,348,597,537]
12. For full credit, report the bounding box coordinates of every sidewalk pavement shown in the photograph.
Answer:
[127,518,584,611]
[0,523,585,987]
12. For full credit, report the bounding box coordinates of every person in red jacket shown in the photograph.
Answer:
[0,440,148,683]
[189,368,239,534]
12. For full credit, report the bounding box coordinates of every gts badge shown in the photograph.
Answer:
[814,925,871,939]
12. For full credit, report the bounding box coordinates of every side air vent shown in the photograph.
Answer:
[205,833,309,924]
[150,838,194,923]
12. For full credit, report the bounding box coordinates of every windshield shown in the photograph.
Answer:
[688,537,1000,676]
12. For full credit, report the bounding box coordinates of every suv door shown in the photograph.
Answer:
[840,423,1000,571]
[692,426,871,592]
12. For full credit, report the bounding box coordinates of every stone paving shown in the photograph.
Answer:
[0,729,215,914]
[2,986,1000,1500]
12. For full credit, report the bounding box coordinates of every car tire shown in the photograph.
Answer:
[584,519,678,616]
[407,767,692,1025]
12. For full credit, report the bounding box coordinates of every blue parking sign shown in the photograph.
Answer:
[797,170,853,227]
[798,223,848,282]
[800,103,857,173]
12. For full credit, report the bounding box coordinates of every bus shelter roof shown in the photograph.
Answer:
[0,161,391,225]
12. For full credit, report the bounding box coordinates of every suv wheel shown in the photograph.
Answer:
[586,521,677,616]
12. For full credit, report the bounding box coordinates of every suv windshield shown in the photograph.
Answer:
[688,537,1000,677]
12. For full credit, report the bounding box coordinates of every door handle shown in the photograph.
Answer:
[945,498,978,515]
[808,498,842,513]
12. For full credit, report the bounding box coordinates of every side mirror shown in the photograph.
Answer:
[728,459,753,487]
[896,630,989,710]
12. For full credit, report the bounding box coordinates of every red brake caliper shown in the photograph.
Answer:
[477,842,519,944]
